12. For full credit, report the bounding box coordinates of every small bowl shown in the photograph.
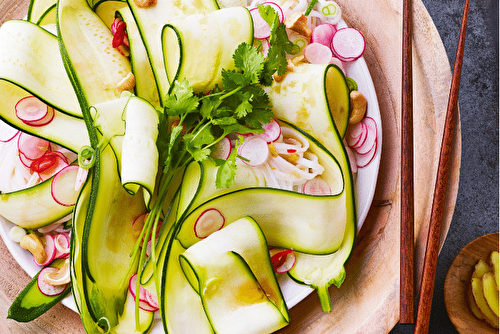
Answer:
[444,232,499,334]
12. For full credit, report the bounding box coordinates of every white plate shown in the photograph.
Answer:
[0,19,381,333]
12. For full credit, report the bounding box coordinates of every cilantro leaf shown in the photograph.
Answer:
[233,43,264,83]
[164,79,200,116]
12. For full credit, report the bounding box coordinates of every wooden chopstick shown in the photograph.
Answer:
[414,0,471,332]
[400,0,414,324]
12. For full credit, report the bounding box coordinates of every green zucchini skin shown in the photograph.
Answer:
[0,174,74,229]
[267,63,357,312]
[8,258,70,323]
[162,7,253,94]
[0,20,81,118]
[125,0,219,104]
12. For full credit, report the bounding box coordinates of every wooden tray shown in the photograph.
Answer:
[444,233,499,334]
[0,0,461,333]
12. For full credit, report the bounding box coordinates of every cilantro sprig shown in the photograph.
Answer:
[130,5,295,299]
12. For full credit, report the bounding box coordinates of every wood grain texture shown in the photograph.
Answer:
[444,233,499,334]
[0,0,461,333]
[415,1,470,332]
[400,0,414,324]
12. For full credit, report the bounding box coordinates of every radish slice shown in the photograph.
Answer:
[311,23,336,48]
[250,7,271,39]
[344,144,358,174]
[34,234,57,266]
[211,136,232,160]
[318,0,342,25]
[0,120,19,142]
[17,132,50,160]
[331,27,366,62]
[194,208,225,239]
[15,96,55,127]
[54,233,70,259]
[354,117,377,155]
[304,43,333,65]
[302,177,332,195]
[51,165,80,206]
[356,138,377,168]
[269,248,296,274]
[256,119,281,143]
[347,122,368,150]
[38,154,69,182]
[238,136,270,167]
[128,274,159,312]
[37,267,68,296]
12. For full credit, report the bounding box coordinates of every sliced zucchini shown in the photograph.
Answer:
[0,173,74,229]
[111,292,154,334]
[267,63,356,312]
[0,20,81,117]
[71,144,147,332]
[8,258,71,322]
[0,82,89,153]
[27,0,56,24]
[162,7,253,94]
[93,0,128,27]
[117,7,161,108]
[126,0,219,102]
[36,4,56,27]
[179,217,289,334]
[176,187,346,255]
[163,238,214,334]
[57,0,132,106]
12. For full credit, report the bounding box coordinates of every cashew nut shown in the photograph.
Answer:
[285,12,312,38]
[349,90,367,125]
[44,259,70,286]
[20,234,46,264]
[133,0,156,8]
[117,72,136,94]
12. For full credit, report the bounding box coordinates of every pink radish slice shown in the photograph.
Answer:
[344,144,358,174]
[54,233,70,259]
[0,120,19,142]
[194,208,225,239]
[302,177,332,195]
[250,7,271,39]
[51,165,80,206]
[256,119,281,143]
[348,122,368,150]
[15,96,54,126]
[34,234,57,266]
[39,154,69,182]
[237,136,269,167]
[128,274,159,312]
[346,122,364,147]
[211,136,232,160]
[37,267,68,296]
[270,248,296,274]
[311,23,336,48]
[17,132,50,160]
[356,138,377,168]
[30,151,68,173]
[354,117,377,155]
[304,43,333,65]
[331,27,366,62]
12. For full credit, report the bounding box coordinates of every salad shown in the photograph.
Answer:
[0,0,381,333]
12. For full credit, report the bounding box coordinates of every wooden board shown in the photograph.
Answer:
[0,0,461,333]
[444,233,499,334]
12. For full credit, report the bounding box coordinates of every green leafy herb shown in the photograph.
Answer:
[130,5,295,305]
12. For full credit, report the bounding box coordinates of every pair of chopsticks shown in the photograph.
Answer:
[400,0,471,331]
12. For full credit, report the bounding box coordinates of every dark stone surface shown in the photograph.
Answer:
[391,0,499,333]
